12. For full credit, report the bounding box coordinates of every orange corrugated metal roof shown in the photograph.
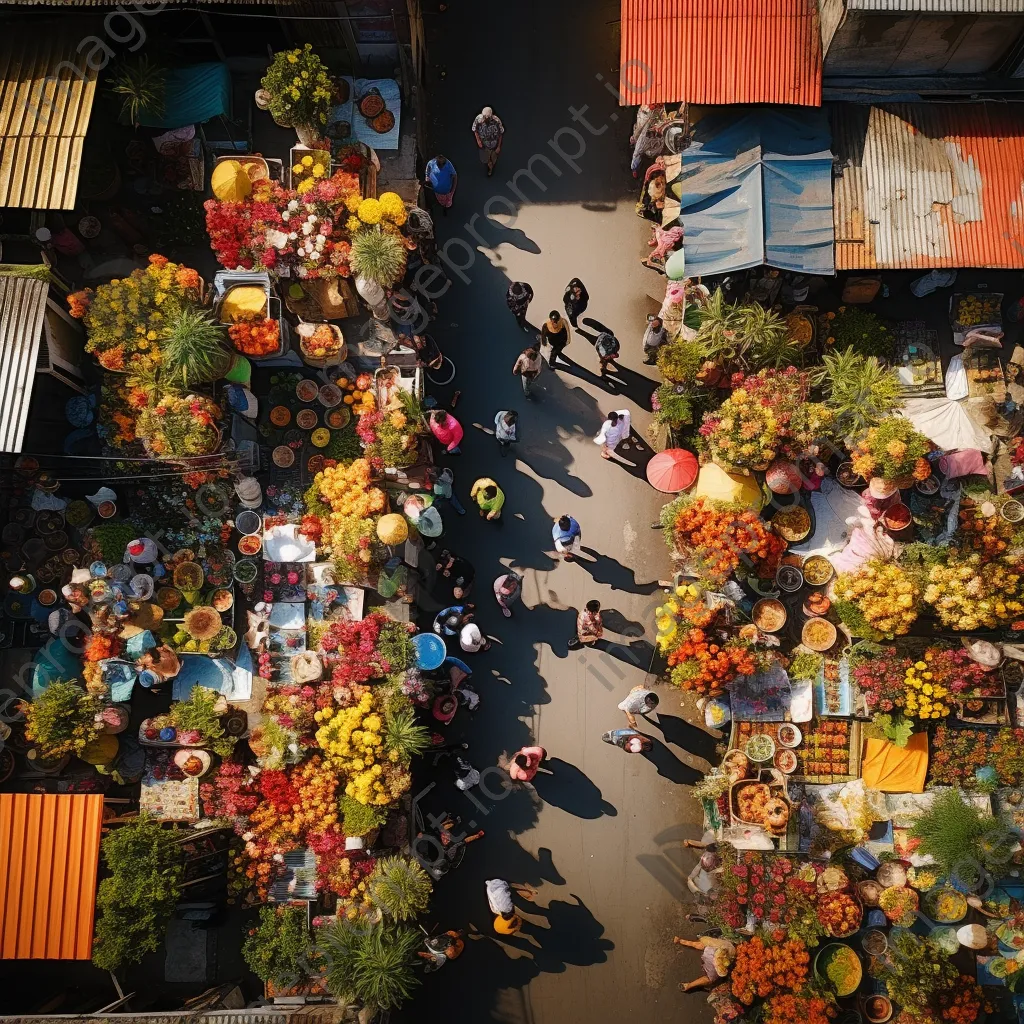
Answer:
[619,0,823,107]
[831,104,1024,270]
[0,793,104,960]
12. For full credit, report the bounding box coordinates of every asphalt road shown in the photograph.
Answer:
[399,3,715,1021]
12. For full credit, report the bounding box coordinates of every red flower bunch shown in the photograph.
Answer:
[83,633,121,663]
[308,830,376,897]
[356,409,384,445]
[228,316,280,356]
[935,977,982,1024]
[853,649,913,713]
[299,514,323,542]
[258,769,300,813]
[200,760,260,819]
[957,507,1014,560]
[667,628,756,695]
[763,994,836,1024]
[319,612,399,684]
[922,646,997,697]
[730,935,810,1005]
[719,851,801,929]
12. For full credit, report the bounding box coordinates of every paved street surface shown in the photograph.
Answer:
[400,3,714,1021]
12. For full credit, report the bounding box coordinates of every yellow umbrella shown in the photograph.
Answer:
[211,160,252,201]
[377,513,409,546]
[691,462,763,510]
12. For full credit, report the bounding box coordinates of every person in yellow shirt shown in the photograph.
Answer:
[493,911,522,936]
[470,477,504,521]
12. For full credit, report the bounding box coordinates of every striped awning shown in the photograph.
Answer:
[0,794,104,960]
[0,272,49,453]
[0,34,98,209]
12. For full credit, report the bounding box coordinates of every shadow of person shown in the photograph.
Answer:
[601,363,660,409]
[652,712,720,765]
[578,547,663,595]
[525,894,615,970]
[517,440,594,498]
[641,736,701,785]
[597,608,645,636]
[592,636,656,671]
[531,757,618,819]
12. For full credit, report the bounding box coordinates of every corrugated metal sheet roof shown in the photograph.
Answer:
[0,793,104,960]
[846,1,1024,11]
[0,274,49,453]
[831,103,1024,269]
[0,34,98,210]
[619,0,823,106]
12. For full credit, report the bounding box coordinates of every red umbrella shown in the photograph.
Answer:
[646,448,699,492]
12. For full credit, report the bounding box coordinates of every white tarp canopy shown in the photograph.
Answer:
[900,397,994,454]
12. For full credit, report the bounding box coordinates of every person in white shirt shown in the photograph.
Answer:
[459,620,491,653]
[494,409,519,457]
[594,409,631,459]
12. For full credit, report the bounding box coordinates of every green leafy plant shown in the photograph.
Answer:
[243,905,318,986]
[377,620,414,673]
[787,652,823,682]
[170,685,236,757]
[826,307,895,361]
[694,289,745,365]
[909,787,1016,877]
[739,302,798,369]
[876,931,959,1018]
[23,681,102,760]
[92,815,183,971]
[656,339,704,384]
[260,45,333,128]
[161,307,232,387]
[366,856,433,921]
[654,382,695,428]
[109,56,166,127]
[816,347,903,440]
[383,706,430,761]
[340,795,388,837]
[320,919,421,1011]
[867,712,915,748]
[350,228,407,287]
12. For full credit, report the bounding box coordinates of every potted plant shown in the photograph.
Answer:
[169,685,236,757]
[243,905,319,986]
[321,918,421,1013]
[366,856,432,921]
[349,227,407,288]
[108,56,166,128]
[22,680,102,760]
[161,307,234,387]
[260,45,333,143]
[92,815,183,971]
[136,393,222,458]
[850,417,933,486]
[815,347,903,441]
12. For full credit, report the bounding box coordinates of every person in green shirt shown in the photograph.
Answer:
[470,477,504,520]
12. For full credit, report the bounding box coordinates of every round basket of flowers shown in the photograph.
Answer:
[136,394,222,460]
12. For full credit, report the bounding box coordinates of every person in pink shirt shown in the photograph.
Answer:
[508,745,547,782]
[429,409,463,454]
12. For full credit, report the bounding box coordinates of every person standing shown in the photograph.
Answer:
[429,409,464,454]
[594,409,631,460]
[618,685,660,729]
[486,879,536,934]
[568,599,603,650]
[551,514,582,561]
[508,746,547,782]
[594,330,620,378]
[494,410,518,456]
[493,571,523,618]
[471,106,504,176]
[506,282,534,329]
[470,478,505,520]
[642,315,668,364]
[427,467,467,516]
[434,547,474,599]
[541,311,571,368]
[602,728,653,754]
[424,153,457,214]
[512,345,542,397]
[459,618,491,653]
[563,278,589,328]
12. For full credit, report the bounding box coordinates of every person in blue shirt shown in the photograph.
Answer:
[424,153,458,214]
[551,514,582,561]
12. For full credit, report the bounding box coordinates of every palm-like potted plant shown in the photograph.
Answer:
[321,919,421,1013]
[260,45,333,143]
[815,347,903,442]
[109,57,166,128]
[161,307,234,388]
[366,856,432,921]
[349,228,407,288]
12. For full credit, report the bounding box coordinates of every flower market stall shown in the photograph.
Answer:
[0,42,453,1016]
[646,281,1024,1024]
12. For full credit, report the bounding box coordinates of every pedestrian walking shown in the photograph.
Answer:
[486,878,537,934]
[434,547,474,599]
[429,409,464,454]
[424,153,457,213]
[433,603,474,637]
[594,409,631,460]
[512,345,542,397]
[388,288,428,339]
[494,410,519,456]
[411,332,443,372]
[642,315,668,364]
[594,330,620,378]
[551,514,582,561]
[674,934,737,994]
[493,571,523,618]
[471,106,504,176]
[470,478,505,520]
[567,599,603,650]
[618,685,660,729]
[563,278,589,328]
[506,282,534,329]
[427,466,467,516]
[459,617,491,653]
[602,728,654,753]
[541,311,571,368]
[508,746,547,782]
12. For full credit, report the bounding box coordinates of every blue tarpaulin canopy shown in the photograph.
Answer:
[138,63,231,130]
[665,108,835,278]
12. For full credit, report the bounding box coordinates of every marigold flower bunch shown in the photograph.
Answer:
[228,315,280,356]
[246,757,340,856]
[934,977,982,1024]
[69,254,203,372]
[834,559,920,637]
[763,994,836,1024]
[136,394,222,458]
[314,459,386,516]
[83,633,121,663]
[377,191,407,226]
[902,660,951,721]
[260,44,333,126]
[730,935,810,1005]
[850,417,932,481]
[816,890,862,935]
[667,496,785,586]
[667,628,756,695]
[924,553,1024,630]
[879,885,919,925]
[655,582,718,654]
[956,507,1014,559]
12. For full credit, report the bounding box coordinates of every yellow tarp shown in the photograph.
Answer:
[861,732,929,794]
[691,462,763,510]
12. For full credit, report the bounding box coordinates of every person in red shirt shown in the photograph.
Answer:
[508,745,547,782]
[429,409,463,454]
